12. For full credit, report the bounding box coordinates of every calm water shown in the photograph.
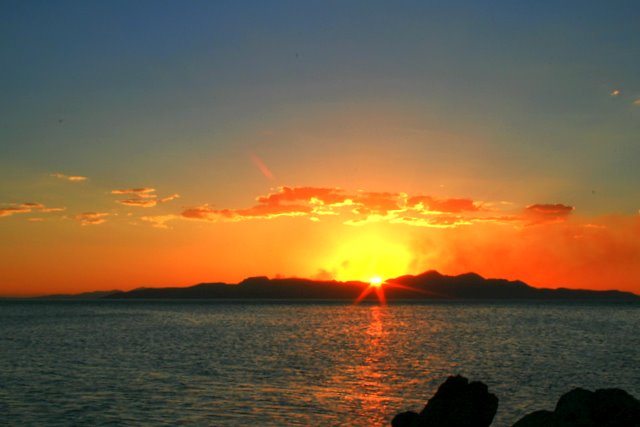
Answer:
[0,301,638,426]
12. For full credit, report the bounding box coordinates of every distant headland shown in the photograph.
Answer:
[36,271,639,301]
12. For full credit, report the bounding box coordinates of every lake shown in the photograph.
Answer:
[0,300,638,426]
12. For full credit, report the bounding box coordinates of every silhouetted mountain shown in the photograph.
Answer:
[35,290,122,300]
[103,271,639,301]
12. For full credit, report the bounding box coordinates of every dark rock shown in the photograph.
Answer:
[391,375,498,427]
[513,387,640,427]
[418,375,498,427]
[591,388,640,426]
[554,387,596,425]
[391,411,419,427]
[392,377,640,427]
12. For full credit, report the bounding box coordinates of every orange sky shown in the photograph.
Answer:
[2,2,640,296]
[1,184,639,296]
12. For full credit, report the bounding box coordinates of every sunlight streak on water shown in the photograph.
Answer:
[0,301,638,426]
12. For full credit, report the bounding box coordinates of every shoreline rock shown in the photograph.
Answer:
[392,375,640,427]
[392,375,498,427]
[513,387,640,427]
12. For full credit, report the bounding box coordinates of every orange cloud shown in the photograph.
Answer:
[408,196,480,213]
[19,202,46,209]
[111,187,178,208]
[117,198,158,208]
[75,212,109,225]
[178,186,581,234]
[40,207,66,213]
[0,202,65,218]
[159,194,180,203]
[183,203,310,221]
[51,172,88,181]
[0,206,32,217]
[181,186,498,225]
[351,192,402,215]
[141,214,179,229]
[410,214,640,293]
[256,186,348,206]
[390,215,472,228]
[111,187,156,196]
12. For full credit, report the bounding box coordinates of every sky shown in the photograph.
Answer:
[1,0,639,296]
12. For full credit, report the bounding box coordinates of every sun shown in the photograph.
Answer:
[354,275,387,305]
[324,233,413,283]
[369,276,383,287]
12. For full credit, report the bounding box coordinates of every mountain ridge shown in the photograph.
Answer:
[97,271,639,301]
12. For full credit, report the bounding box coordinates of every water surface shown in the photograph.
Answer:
[0,300,638,426]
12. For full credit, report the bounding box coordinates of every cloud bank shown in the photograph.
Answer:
[180,186,570,228]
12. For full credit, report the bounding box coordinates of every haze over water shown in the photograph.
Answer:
[1,300,638,426]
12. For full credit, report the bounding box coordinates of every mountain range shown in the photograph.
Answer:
[96,271,639,301]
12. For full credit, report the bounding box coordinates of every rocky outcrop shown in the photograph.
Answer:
[392,377,640,427]
[513,387,640,427]
[392,375,498,427]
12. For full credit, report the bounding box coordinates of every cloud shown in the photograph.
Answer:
[111,187,179,208]
[256,186,349,206]
[183,187,348,222]
[117,198,158,208]
[19,202,45,209]
[351,192,402,215]
[75,212,109,225]
[159,194,180,203]
[408,196,480,213]
[0,202,66,218]
[390,215,473,228]
[183,203,310,222]
[181,186,484,225]
[51,173,88,182]
[525,203,574,224]
[409,214,640,293]
[111,188,156,196]
[179,186,579,232]
[0,206,32,217]
[141,214,179,229]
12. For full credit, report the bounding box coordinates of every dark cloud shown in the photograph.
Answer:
[525,203,574,224]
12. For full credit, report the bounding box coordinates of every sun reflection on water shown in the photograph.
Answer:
[339,305,397,425]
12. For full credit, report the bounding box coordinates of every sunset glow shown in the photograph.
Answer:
[1,2,640,297]
[370,277,383,287]
[2,4,640,427]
